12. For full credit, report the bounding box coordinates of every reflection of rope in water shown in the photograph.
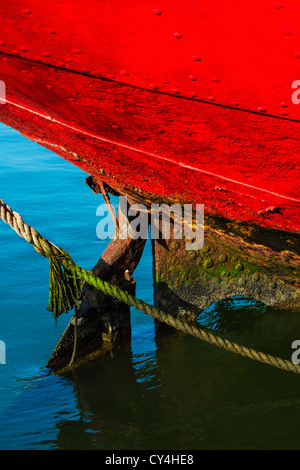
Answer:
[1,197,300,375]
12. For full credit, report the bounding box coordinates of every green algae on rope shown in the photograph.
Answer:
[1,197,300,375]
[48,254,83,320]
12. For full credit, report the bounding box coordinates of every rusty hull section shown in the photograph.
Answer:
[153,214,300,317]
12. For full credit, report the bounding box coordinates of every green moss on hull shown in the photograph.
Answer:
[152,216,300,315]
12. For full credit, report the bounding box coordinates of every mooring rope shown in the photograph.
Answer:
[1,198,300,375]
[0,199,83,318]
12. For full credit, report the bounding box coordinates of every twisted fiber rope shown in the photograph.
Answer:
[1,198,300,375]
[0,199,66,259]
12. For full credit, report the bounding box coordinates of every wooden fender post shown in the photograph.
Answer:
[47,192,146,371]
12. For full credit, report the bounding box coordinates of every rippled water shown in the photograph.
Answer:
[1,123,300,450]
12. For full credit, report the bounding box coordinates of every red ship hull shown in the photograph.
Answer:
[0,0,299,233]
